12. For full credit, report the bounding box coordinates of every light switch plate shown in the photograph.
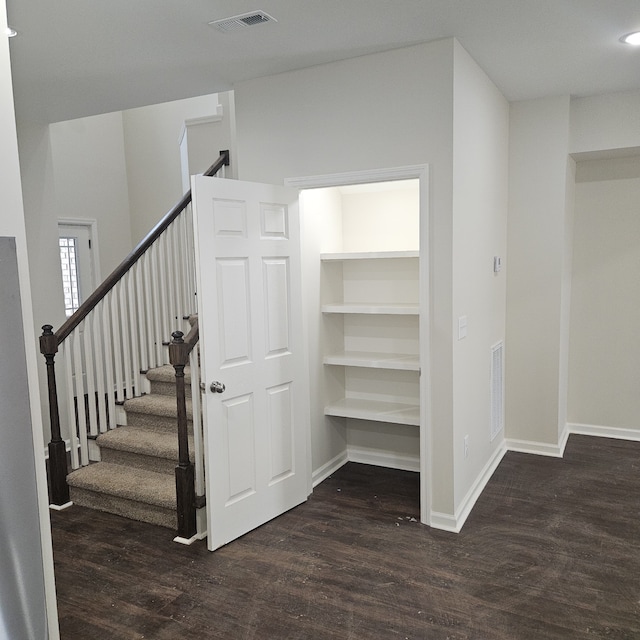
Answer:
[458,315,468,340]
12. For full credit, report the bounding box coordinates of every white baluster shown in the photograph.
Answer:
[102,298,117,429]
[72,325,89,466]
[62,341,80,470]
[190,346,204,498]
[82,316,99,439]
[126,269,142,396]
[150,244,164,365]
[136,258,149,374]
[92,304,108,434]
[119,277,133,399]
[157,232,170,353]
[166,222,178,332]
[110,287,125,404]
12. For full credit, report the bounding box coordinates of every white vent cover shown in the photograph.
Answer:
[209,11,277,33]
[490,341,504,442]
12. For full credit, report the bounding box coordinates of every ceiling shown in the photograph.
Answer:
[6,0,640,125]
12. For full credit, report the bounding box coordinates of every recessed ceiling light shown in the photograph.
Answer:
[620,31,640,45]
[4,27,17,38]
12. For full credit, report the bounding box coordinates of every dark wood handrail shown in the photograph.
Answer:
[55,150,229,345]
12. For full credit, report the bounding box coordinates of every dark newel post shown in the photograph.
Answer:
[40,324,70,506]
[169,331,196,540]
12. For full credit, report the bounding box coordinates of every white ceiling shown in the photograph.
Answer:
[6,0,640,125]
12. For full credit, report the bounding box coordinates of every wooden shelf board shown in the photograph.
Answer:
[323,351,419,371]
[321,250,419,261]
[324,398,420,427]
[321,302,419,315]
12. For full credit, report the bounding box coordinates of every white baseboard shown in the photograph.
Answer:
[430,441,507,534]
[347,446,420,473]
[173,532,205,546]
[429,510,459,533]
[49,501,73,511]
[568,422,640,442]
[311,447,420,488]
[312,451,349,487]
[505,427,569,458]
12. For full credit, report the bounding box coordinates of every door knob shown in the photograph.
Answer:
[210,380,226,394]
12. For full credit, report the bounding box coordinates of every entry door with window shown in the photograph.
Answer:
[191,176,310,551]
[58,223,96,316]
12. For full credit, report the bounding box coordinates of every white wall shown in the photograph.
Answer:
[0,0,59,633]
[235,39,456,515]
[17,122,68,444]
[49,111,132,277]
[122,93,221,243]
[568,162,640,435]
[451,42,509,509]
[570,91,640,154]
[236,39,510,523]
[299,187,347,478]
[506,96,572,452]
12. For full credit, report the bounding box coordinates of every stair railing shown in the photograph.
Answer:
[41,150,229,508]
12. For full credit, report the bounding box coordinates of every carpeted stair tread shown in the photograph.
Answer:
[124,393,192,420]
[145,364,191,385]
[70,487,176,529]
[68,462,175,509]
[97,426,192,461]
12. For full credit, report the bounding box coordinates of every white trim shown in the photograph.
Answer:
[49,501,73,511]
[173,531,206,546]
[286,163,432,527]
[57,217,101,286]
[429,441,507,533]
[505,430,569,458]
[179,107,224,145]
[429,511,459,533]
[568,422,640,442]
[285,164,429,190]
[347,446,420,472]
[312,451,348,487]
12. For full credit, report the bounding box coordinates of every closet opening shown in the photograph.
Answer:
[291,166,431,524]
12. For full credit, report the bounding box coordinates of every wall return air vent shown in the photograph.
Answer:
[209,11,277,33]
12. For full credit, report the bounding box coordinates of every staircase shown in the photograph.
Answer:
[43,151,229,539]
[66,364,194,529]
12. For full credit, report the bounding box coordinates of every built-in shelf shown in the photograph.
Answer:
[321,250,419,261]
[324,398,420,427]
[322,302,419,315]
[323,351,419,371]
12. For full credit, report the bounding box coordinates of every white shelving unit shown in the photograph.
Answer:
[321,251,420,428]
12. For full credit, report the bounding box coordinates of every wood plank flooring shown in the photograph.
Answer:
[50,435,640,639]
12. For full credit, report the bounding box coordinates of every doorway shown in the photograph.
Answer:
[287,165,431,524]
[57,219,99,315]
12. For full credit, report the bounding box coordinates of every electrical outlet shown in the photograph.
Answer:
[464,435,469,459]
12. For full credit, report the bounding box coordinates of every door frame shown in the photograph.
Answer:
[285,164,432,525]
[57,217,101,304]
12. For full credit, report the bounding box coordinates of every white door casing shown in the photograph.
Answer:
[191,176,310,551]
[58,220,99,313]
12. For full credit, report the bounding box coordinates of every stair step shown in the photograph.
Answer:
[98,427,194,475]
[124,394,193,432]
[146,364,193,398]
[68,462,176,529]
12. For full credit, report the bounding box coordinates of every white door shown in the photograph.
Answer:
[191,175,310,551]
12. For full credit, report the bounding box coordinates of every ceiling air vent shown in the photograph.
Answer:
[209,11,277,33]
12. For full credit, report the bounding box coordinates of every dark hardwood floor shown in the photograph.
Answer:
[50,435,640,639]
